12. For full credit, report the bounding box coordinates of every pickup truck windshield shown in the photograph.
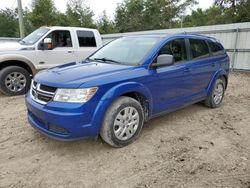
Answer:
[88,37,161,66]
[20,28,50,45]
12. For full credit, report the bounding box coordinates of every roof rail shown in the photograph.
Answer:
[178,31,219,41]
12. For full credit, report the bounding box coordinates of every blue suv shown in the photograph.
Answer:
[25,34,229,147]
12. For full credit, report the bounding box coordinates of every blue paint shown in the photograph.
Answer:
[26,34,229,140]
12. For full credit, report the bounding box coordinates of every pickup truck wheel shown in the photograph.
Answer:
[0,66,31,96]
[204,78,225,108]
[100,96,144,147]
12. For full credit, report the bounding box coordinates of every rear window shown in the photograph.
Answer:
[190,39,210,59]
[208,41,224,55]
[77,31,97,47]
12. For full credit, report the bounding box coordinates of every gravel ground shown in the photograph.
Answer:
[0,72,250,188]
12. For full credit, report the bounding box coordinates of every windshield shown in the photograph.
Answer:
[20,28,50,45]
[88,37,161,66]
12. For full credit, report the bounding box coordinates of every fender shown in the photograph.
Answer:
[91,82,153,134]
[0,54,37,75]
[207,69,228,95]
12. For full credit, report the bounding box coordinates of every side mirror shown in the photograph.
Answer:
[152,54,174,68]
[43,38,53,50]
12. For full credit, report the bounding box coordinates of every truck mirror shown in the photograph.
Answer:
[43,38,53,50]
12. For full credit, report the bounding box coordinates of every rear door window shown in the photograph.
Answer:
[189,39,210,59]
[77,31,97,47]
[208,41,225,55]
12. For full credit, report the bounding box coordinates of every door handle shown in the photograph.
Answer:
[67,50,73,53]
[183,68,191,72]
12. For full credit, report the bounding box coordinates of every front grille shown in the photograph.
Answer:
[40,84,57,93]
[31,81,57,104]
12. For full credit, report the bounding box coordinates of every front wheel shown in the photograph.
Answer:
[0,66,31,96]
[204,78,226,108]
[100,96,144,147]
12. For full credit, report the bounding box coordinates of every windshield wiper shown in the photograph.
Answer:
[93,57,123,64]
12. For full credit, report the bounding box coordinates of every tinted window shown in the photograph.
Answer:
[190,39,209,59]
[208,41,224,55]
[159,39,187,62]
[77,31,96,47]
[46,30,72,48]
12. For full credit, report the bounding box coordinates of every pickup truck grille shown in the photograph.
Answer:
[30,80,57,104]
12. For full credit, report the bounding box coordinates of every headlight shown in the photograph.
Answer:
[53,87,98,103]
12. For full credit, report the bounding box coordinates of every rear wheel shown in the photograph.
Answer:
[0,66,31,96]
[100,96,144,147]
[205,78,225,108]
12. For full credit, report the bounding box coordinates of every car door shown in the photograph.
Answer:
[35,29,76,69]
[184,38,217,98]
[207,40,229,73]
[149,38,195,114]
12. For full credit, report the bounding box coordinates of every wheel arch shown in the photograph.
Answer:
[218,74,228,89]
[0,55,37,76]
[207,69,228,95]
[91,82,153,135]
[120,91,150,121]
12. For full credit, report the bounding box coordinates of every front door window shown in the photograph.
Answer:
[46,30,72,48]
[159,39,187,62]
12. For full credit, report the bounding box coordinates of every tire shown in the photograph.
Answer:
[204,78,225,108]
[100,96,144,147]
[0,66,31,96]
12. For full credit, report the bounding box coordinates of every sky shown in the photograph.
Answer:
[0,0,214,19]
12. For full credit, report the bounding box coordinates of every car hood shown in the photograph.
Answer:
[34,61,135,88]
[0,42,34,52]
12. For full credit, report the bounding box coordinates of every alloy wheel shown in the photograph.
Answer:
[4,72,27,92]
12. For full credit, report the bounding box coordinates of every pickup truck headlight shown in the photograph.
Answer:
[53,87,98,103]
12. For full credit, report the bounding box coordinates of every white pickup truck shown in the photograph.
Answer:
[0,26,103,95]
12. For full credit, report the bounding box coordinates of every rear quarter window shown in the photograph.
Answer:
[208,41,225,56]
[77,31,97,47]
[189,39,210,59]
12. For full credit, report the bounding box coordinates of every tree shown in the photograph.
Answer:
[23,7,35,36]
[115,0,145,32]
[66,0,96,28]
[145,0,197,29]
[28,0,57,27]
[214,0,240,8]
[214,0,241,21]
[235,0,250,22]
[114,0,197,33]
[205,6,224,25]
[182,8,208,27]
[54,12,70,26]
[0,8,19,37]
[182,6,224,27]
[97,11,116,34]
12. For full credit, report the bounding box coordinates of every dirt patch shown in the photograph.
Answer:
[0,72,250,188]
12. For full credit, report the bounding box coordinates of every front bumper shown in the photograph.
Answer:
[25,92,98,140]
